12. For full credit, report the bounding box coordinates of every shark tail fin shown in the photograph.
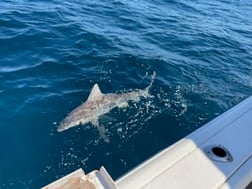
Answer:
[145,71,156,93]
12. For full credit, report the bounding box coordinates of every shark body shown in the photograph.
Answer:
[57,72,156,133]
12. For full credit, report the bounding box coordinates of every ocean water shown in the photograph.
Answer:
[0,0,251,188]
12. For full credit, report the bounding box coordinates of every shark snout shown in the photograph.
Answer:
[57,124,66,132]
[57,119,82,132]
[57,120,69,132]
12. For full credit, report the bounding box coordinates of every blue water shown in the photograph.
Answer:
[0,0,251,188]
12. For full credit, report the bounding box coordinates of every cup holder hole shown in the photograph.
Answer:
[204,145,233,162]
[212,147,227,158]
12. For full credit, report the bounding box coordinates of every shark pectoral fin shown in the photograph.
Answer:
[91,118,99,126]
[97,125,110,143]
[90,119,110,143]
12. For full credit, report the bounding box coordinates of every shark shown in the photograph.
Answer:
[57,71,156,141]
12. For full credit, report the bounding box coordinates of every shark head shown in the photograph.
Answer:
[57,122,68,132]
[57,83,103,132]
[57,118,80,132]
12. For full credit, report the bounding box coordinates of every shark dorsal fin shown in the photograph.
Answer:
[87,84,103,102]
